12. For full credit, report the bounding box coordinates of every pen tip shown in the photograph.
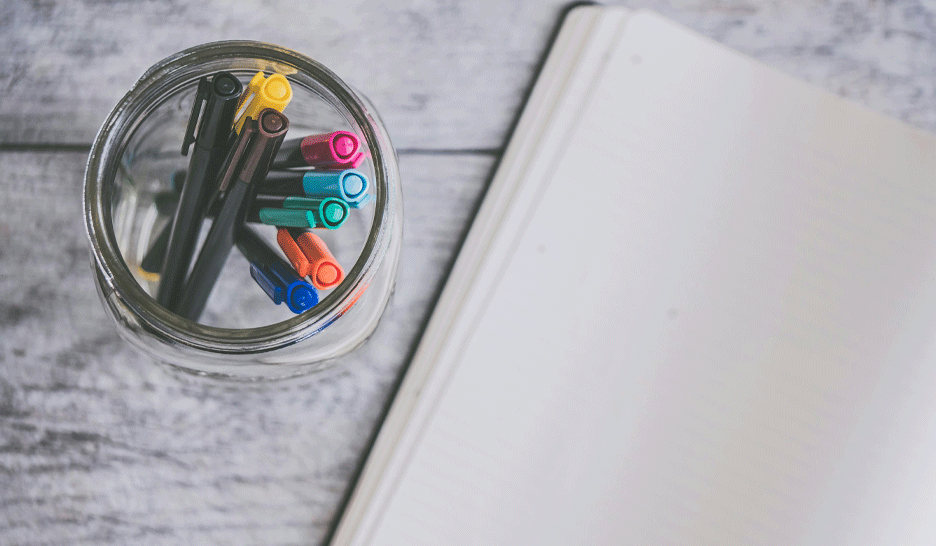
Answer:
[261,110,285,132]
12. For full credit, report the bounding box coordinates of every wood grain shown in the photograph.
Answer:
[3,0,936,149]
[0,150,494,545]
[3,0,936,544]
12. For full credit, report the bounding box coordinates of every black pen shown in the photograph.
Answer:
[175,108,289,321]
[156,72,243,311]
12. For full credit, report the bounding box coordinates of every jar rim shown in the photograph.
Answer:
[83,40,398,355]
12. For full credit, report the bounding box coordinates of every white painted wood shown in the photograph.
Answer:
[2,0,936,148]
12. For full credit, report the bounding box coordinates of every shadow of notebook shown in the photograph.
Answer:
[332,7,936,545]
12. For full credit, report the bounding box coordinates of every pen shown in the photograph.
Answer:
[264,169,370,207]
[255,196,350,229]
[234,71,293,134]
[237,226,318,314]
[271,131,365,170]
[140,224,171,277]
[175,108,289,321]
[156,72,243,311]
[277,228,345,289]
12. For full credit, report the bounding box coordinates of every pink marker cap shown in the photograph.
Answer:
[300,131,366,168]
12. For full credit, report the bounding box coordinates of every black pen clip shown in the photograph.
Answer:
[181,77,210,156]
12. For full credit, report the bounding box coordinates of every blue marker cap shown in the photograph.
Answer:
[348,193,374,209]
[248,260,319,314]
[301,169,369,205]
[265,259,319,313]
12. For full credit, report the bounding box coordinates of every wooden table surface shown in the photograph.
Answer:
[3,1,936,544]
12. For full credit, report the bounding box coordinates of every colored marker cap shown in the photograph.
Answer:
[295,231,345,290]
[259,208,314,228]
[266,259,319,314]
[299,131,365,168]
[313,198,349,230]
[277,228,313,278]
[284,282,318,314]
[300,169,369,204]
[262,74,292,104]
[333,134,357,159]
[349,193,374,209]
[282,196,321,210]
[323,201,345,224]
[234,71,293,133]
[280,197,350,229]
[342,172,366,198]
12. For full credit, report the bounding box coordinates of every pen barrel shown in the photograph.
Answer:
[270,138,306,170]
[175,177,252,320]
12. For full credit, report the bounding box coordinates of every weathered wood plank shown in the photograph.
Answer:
[0,150,495,545]
[3,0,936,149]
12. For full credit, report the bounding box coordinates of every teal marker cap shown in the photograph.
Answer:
[280,196,350,229]
[312,198,349,229]
[258,208,314,228]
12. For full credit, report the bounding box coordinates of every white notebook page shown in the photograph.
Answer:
[349,9,936,545]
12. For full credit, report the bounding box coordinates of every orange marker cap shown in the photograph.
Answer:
[277,228,313,278]
[296,231,344,290]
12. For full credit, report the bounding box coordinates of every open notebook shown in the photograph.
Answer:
[331,7,936,544]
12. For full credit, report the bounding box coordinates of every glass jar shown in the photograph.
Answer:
[83,41,402,380]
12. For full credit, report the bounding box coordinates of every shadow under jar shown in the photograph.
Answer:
[84,41,403,380]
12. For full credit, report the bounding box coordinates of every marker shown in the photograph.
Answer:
[271,131,366,170]
[175,108,289,321]
[156,72,243,311]
[234,71,293,133]
[277,228,345,289]
[237,226,318,314]
[264,169,370,207]
[255,196,350,230]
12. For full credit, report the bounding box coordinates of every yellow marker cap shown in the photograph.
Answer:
[234,71,293,133]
